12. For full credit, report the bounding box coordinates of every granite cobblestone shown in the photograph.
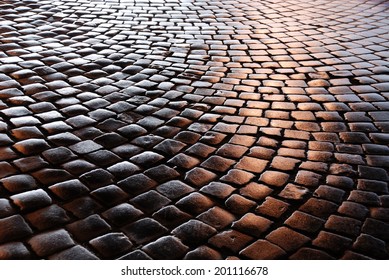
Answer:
[0,0,388,260]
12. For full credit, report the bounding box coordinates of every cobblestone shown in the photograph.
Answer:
[143,236,188,260]
[240,240,286,260]
[184,246,223,260]
[28,229,75,257]
[0,0,388,260]
[66,214,111,242]
[89,233,133,259]
[0,242,32,260]
[266,227,311,253]
[352,234,389,259]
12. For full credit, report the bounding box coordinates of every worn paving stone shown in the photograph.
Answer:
[240,240,287,260]
[208,229,254,254]
[1,0,388,260]
[285,211,325,234]
[232,213,273,237]
[25,204,71,231]
[290,247,335,260]
[172,219,217,246]
[256,197,290,219]
[102,203,143,227]
[184,245,223,260]
[0,174,37,193]
[266,227,311,253]
[0,215,33,243]
[143,236,189,260]
[312,231,353,256]
[28,229,75,257]
[0,242,32,260]
[90,185,129,206]
[352,233,389,259]
[10,189,52,212]
[197,206,236,230]
[66,214,111,242]
[49,245,99,260]
[361,218,389,241]
[89,233,133,259]
[325,215,362,238]
[49,179,89,201]
[299,198,338,219]
[130,190,171,214]
[156,180,194,200]
[123,218,168,245]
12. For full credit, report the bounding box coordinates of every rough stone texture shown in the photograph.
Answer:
[28,229,75,257]
[89,233,133,258]
[0,0,388,260]
[0,242,32,260]
[142,236,189,260]
[266,227,311,253]
[240,240,287,260]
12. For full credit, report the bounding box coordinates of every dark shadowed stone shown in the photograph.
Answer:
[25,204,71,230]
[119,250,152,260]
[325,215,362,237]
[49,245,99,260]
[176,192,214,215]
[0,174,37,193]
[10,189,52,211]
[32,168,73,185]
[352,234,389,259]
[80,169,114,189]
[130,190,171,214]
[144,165,180,183]
[198,206,236,230]
[130,151,165,167]
[299,198,338,219]
[0,242,32,259]
[184,246,223,260]
[66,214,112,242]
[225,194,257,215]
[28,229,75,257]
[0,162,17,178]
[90,185,129,206]
[102,203,143,226]
[89,233,133,258]
[143,236,189,259]
[156,180,194,199]
[0,215,33,243]
[0,199,16,218]
[118,173,157,195]
[13,139,50,155]
[290,248,335,260]
[123,218,168,244]
[172,219,217,246]
[152,205,192,228]
[208,229,254,254]
[63,196,104,219]
[49,179,89,201]
[42,147,76,164]
[361,218,389,241]
[312,231,353,255]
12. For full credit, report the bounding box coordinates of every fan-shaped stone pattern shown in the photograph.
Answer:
[0,0,388,260]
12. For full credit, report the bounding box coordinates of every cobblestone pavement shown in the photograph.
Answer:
[0,0,388,260]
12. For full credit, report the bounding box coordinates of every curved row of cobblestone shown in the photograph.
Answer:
[0,0,388,259]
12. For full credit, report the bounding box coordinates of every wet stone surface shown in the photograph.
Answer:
[0,0,388,259]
